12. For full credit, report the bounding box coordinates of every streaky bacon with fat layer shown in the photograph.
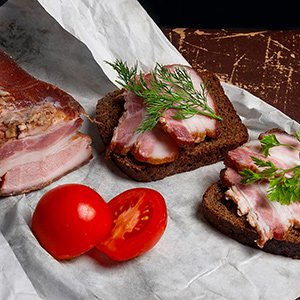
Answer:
[0,50,92,196]
[226,132,300,172]
[131,126,179,164]
[107,90,146,156]
[223,131,300,247]
[107,89,179,165]
[108,65,218,164]
[159,65,218,148]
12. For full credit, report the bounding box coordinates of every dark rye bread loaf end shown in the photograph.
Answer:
[95,70,248,181]
[201,181,300,258]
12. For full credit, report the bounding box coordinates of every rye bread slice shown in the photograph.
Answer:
[201,181,300,258]
[95,70,248,181]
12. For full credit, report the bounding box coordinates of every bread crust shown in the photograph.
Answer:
[96,70,249,181]
[201,181,300,258]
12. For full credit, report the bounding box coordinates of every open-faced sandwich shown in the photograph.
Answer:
[201,128,300,258]
[96,60,248,181]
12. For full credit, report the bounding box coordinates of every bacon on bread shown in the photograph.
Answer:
[201,129,300,258]
[96,65,248,181]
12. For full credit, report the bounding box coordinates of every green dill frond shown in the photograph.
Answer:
[106,59,223,133]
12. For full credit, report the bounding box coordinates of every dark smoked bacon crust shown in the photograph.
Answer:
[0,50,83,115]
[0,50,92,196]
[0,50,83,142]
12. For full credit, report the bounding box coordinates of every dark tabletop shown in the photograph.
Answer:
[162,29,300,123]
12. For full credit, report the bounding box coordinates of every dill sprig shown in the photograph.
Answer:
[239,131,300,205]
[106,59,222,133]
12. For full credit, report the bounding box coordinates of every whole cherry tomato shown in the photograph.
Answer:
[32,184,113,260]
[96,187,167,261]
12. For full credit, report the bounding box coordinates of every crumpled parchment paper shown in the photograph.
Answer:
[0,0,300,299]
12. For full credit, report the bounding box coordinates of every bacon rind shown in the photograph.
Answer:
[0,51,83,119]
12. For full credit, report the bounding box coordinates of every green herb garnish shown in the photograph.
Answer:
[239,131,300,205]
[106,59,222,133]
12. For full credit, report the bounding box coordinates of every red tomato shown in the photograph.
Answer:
[96,188,167,261]
[32,184,113,260]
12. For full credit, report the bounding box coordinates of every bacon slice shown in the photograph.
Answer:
[260,132,300,167]
[0,133,91,195]
[0,50,92,195]
[223,131,300,247]
[158,65,218,148]
[107,90,145,156]
[226,133,300,172]
[107,90,179,165]
[131,126,179,165]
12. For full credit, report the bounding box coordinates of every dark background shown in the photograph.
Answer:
[0,0,298,29]
[138,0,299,30]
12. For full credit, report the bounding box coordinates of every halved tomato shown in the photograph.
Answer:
[96,187,167,261]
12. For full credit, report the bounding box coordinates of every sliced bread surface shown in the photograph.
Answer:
[201,181,300,258]
[96,70,249,181]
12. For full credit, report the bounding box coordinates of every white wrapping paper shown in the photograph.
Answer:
[0,0,300,299]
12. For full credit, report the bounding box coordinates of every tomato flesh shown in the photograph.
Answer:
[32,184,113,260]
[96,188,167,261]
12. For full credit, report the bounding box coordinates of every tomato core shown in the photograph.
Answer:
[111,193,152,240]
